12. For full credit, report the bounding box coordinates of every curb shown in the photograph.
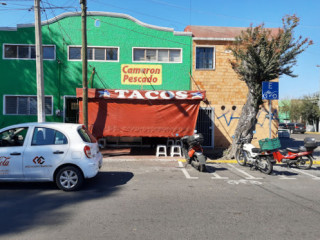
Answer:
[103,157,320,165]
[178,159,320,165]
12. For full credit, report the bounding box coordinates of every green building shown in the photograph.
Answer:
[0,12,192,128]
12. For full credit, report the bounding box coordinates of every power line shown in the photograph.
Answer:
[86,0,260,39]
[90,0,185,27]
[89,16,190,46]
[41,0,77,44]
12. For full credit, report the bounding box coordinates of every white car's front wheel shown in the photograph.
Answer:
[56,166,84,191]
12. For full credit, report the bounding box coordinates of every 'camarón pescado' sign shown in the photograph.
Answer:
[80,89,206,101]
[121,64,162,85]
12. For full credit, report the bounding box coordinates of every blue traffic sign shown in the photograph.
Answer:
[262,82,279,100]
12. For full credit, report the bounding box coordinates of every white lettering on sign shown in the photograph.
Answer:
[97,90,204,101]
[115,90,129,98]
[160,91,175,99]
[145,91,159,99]
[128,90,144,99]
[176,91,188,99]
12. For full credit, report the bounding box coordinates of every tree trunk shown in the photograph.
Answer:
[225,89,260,159]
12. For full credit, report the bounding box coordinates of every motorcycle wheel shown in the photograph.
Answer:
[195,154,207,172]
[199,164,206,172]
[235,148,247,166]
[257,157,273,175]
[296,155,313,170]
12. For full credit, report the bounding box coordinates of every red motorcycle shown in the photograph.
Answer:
[272,137,318,169]
[181,133,207,172]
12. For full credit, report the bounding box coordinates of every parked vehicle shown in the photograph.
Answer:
[287,122,306,134]
[278,129,290,138]
[272,137,317,169]
[0,122,103,191]
[181,133,207,172]
[235,137,273,175]
[278,123,288,129]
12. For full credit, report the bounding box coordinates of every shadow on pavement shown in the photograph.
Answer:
[206,165,229,173]
[271,168,299,176]
[0,171,134,236]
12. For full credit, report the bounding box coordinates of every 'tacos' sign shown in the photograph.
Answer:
[76,89,206,101]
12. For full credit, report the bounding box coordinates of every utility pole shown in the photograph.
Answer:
[317,65,320,132]
[34,0,45,122]
[80,0,88,128]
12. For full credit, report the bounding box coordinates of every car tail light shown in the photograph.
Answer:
[84,145,92,158]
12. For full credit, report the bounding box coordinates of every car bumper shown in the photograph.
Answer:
[83,153,103,179]
[293,130,306,133]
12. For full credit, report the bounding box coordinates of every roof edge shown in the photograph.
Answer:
[0,27,17,31]
[9,11,188,36]
[193,37,235,41]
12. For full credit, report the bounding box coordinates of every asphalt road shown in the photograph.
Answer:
[1,158,320,240]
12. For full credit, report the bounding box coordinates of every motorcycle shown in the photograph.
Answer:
[181,133,207,172]
[235,137,273,175]
[272,137,317,169]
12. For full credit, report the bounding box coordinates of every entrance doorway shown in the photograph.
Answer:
[64,97,79,123]
[196,107,214,147]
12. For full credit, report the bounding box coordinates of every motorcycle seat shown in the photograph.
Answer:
[286,147,299,153]
[252,148,261,153]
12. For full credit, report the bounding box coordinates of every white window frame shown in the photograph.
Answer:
[67,45,120,62]
[195,45,216,70]
[3,95,53,116]
[132,47,183,63]
[2,44,56,60]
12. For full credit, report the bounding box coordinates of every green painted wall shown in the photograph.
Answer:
[0,13,192,128]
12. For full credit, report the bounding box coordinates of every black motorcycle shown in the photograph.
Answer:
[181,133,207,172]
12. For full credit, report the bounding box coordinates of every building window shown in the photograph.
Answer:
[4,96,53,115]
[133,48,182,63]
[68,46,119,61]
[195,46,215,70]
[3,44,55,60]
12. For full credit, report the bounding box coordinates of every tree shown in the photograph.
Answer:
[226,15,312,158]
[289,99,303,122]
[279,99,291,120]
[300,93,320,128]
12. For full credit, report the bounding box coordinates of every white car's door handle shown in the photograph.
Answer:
[53,151,64,154]
[10,152,21,156]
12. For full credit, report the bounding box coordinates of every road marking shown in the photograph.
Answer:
[278,175,296,180]
[211,172,229,180]
[178,161,198,179]
[290,168,320,180]
[227,164,263,180]
[227,179,262,185]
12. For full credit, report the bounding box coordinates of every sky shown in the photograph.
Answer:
[0,0,320,100]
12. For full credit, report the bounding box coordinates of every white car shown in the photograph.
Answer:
[0,122,103,191]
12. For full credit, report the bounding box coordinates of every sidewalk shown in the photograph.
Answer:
[100,147,320,164]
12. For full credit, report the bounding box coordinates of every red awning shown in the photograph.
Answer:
[76,88,206,138]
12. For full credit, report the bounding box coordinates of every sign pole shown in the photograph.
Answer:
[269,100,272,139]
